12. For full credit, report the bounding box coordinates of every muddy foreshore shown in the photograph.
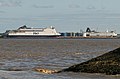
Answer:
[61,47,120,75]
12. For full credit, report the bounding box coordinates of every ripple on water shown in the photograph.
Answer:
[0,39,120,79]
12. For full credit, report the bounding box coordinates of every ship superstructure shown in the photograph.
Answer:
[5,25,61,37]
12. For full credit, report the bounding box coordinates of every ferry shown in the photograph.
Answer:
[5,25,61,38]
[83,28,117,38]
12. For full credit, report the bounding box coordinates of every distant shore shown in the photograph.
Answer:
[0,32,120,39]
[0,36,119,39]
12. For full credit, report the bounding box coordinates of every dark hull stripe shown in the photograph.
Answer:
[6,35,60,38]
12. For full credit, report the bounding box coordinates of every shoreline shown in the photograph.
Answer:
[0,36,119,39]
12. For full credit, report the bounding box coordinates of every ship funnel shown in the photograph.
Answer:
[86,27,91,32]
[50,26,54,29]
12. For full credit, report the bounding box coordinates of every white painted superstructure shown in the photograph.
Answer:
[6,25,61,37]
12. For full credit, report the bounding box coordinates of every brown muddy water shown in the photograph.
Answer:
[0,38,120,79]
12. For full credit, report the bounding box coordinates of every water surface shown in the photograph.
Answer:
[0,39,120,79]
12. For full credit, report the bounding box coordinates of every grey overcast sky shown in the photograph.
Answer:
[0,0,120,33]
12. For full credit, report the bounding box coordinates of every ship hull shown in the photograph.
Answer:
[5,35,60,38]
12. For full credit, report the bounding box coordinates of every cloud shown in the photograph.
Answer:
[32,4,54,8]
[0,0,22,7]
[86,5,96,10]
[0,10,5,13]
[68,4,80,8]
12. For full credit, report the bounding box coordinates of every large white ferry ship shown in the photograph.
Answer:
[5,25,61,38]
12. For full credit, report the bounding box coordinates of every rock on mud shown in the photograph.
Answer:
[62,47,120,75]
[34,68,58,74]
